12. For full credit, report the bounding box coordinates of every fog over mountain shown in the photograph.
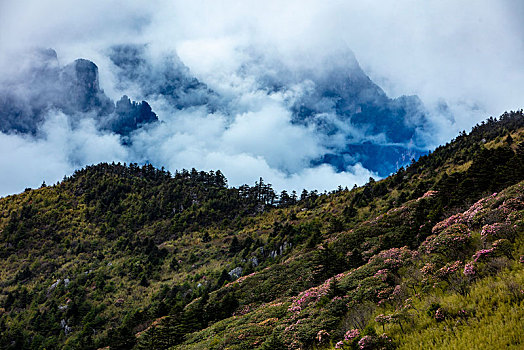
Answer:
[0,0,522,196]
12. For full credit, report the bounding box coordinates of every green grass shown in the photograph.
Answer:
[396,268,524,350]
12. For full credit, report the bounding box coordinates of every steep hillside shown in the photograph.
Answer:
[0,110,523,349]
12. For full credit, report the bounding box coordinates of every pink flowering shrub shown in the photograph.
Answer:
[358,335,374,349]
[433,187,523,234]
[469,190,523,227]
[355,333,394,350]
[442,223,470,235]
[277,184,524,349]
[345,328,360,341]
[472,248,494,262]
[432,214,466,235]
[369,247,418,270]
[480,222,514,242]
[420,231,471,259]
[288,278,331,314]
[500,197,524,211]
[461,197,490,225]
[374,269,389,282]
[463,262,476,276]
[392,285,402,297]
[331,327,393,350]
[435,261,462,280]
[420,262,435,276]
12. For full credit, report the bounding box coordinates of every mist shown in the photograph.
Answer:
[0,0,522,197]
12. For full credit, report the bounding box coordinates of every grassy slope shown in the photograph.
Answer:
[398,269,524,349]
[165,181,524,350]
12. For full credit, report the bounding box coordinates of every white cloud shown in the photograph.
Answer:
[0,112,127,196]
[124,100,367,192]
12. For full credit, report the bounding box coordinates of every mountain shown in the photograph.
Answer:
[0,49,158,137]
[0,110,523,349]
[108,44,221,111]
[105,46,432,176]
[239,50,430,176]
[0,47,430,177]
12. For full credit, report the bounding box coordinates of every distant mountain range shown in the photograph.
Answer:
[0,46,430,176]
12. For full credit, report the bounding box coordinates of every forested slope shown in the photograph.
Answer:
[0,110,523,349]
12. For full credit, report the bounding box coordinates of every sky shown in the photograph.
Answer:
[0,0,523,196]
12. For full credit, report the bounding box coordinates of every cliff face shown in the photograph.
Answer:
[0,49,157,137]
[60,58,114,115]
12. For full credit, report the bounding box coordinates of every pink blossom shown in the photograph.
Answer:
[317,330,330,342]
[344,329,360,341]
[392,285,402,296]
[420,262,435,276]
[432,213,465,234]
[374,269,388,281]
[436,261,462,280]
[480,223,507,240]
[472,248,494,262]
[358,335,374,349]
[369,247,416,269]
[288,277,332,313]
[463,262,476,276]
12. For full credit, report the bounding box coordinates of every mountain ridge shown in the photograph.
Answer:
[0,46,431,177]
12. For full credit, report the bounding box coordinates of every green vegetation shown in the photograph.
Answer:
[397,269,524,349]
[0,110,523,349]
